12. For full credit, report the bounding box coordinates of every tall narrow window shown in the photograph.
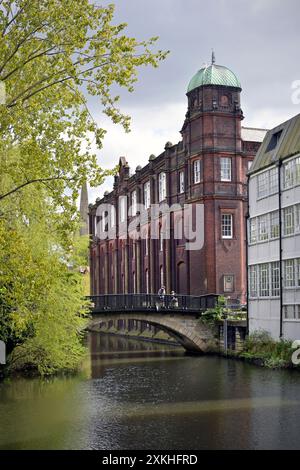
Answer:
[257,171,269,198]
[131,190,137,216]
[296,259,300,287]
[284,305,295,320]
[249,266,257,297]
[133,272,136,294]
[179,170,185,193]
[110,206,116,228]
[284,260,295,287]
[159,226,164,251]
[283,160,294,189]
[193,160,201,184]
[119,196,126,223]
[295,204,300,233]
[249,218,257,244]
[144,181,151,209]
[158,172,167,201]
[145,269,149,294]
[296,157,300,185]
[220,157,232,181]
[160,266,164,286]
[269,167,278,194]
[271,262,280,297]
[283,206,294,236]
[258,214,269,241]
[221,214,233,239]
[259,264,269,297]
[270,211,279,239]
[101,211,107,233]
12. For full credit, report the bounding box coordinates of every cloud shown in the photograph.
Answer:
[85,0,300,204]
[88,102,186,203]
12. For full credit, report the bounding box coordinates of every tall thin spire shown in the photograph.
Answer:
[79,181,89,236]
[211,49,216,65]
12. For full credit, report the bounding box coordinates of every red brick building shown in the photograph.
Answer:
[89,58,266,302]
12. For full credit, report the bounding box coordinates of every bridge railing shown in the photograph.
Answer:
[88,293,218,314]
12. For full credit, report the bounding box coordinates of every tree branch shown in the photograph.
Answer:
[0,175,74,201]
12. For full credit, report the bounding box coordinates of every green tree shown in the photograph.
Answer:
[0,0,168,213]
[0,1,168,374]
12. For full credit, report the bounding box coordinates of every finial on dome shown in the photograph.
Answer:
[211,49,216,65]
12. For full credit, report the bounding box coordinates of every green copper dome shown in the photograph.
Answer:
[187,64,241,93]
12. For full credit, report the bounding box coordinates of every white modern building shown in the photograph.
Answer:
[248,113,300,340]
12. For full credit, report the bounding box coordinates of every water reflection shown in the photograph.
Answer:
[0,332,300,449]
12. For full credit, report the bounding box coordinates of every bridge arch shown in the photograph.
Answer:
[89,313,219,354]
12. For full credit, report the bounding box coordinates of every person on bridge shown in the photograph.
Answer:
[170,291,178,308]
[158,285,166,300]
[157,286,166,310]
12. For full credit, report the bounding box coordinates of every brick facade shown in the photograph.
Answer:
[89,79,262,303]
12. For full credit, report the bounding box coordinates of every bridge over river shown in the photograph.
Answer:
[87,293,245,353]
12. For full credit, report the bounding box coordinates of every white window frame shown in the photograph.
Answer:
[193,160,201,184]
[270,211,279,239]
[221,214,233,239]
[220,157,232,182]
[259,263,269,297]
[110,206,116,228]
[249,218,257,244]
[119,196,126,223]
[283,206,294,236]
[269,167,278,195]
[258,214,269,242]
[284,259,295,288]
[271,262,280,297]
[144,181,151,210]
[257,171,269,199]
[158,172,167,202]
[249,265,258,298]
[131,190,137,216]
[179,170,185,194]
[296,157,300,185]
[283,160,294,189]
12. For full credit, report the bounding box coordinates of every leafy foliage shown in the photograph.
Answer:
[241,330,296,369]
[0,0,168,212]
[0,1,167,375]
[201,296,228,324]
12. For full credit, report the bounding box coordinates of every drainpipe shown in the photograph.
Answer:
[246,174,250,336]
[278,160,283,339]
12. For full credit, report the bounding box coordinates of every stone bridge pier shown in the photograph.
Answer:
[89,313,219,354]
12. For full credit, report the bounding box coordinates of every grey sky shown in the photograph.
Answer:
[88,0,300,202]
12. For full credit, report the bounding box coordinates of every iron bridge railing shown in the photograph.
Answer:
[88,293,219,315]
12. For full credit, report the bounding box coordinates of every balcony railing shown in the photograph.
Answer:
[88,293,219,315]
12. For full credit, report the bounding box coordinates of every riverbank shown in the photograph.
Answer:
[223,330,300,370]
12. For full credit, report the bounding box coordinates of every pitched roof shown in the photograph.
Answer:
[249,113,300,174]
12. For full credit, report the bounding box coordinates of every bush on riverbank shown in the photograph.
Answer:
[240,330,296,369]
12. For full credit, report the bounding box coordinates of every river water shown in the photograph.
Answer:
[0,332,300,450]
